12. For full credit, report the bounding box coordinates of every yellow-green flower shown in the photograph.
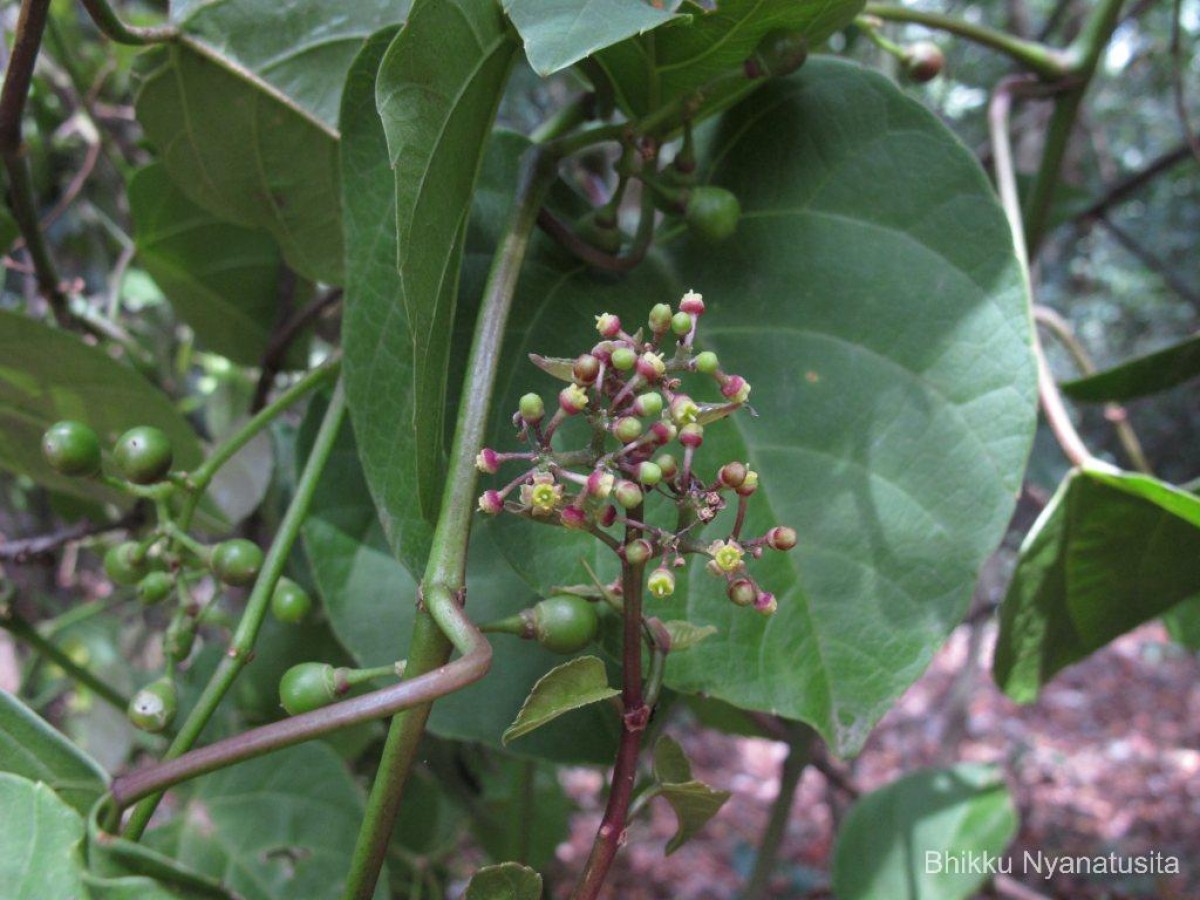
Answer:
[709,539,745,573]
[648,567,676,598]
[521,474,563,517]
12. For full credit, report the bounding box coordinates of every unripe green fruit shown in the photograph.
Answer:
[519,392,545,424]
[576,209,622,254]
[42,421,101,477]
[685,187,741,242]
[671,311,693,336]
[614,416,643,443]
[137,572,173,605]
[128,678,177,733]
[904,42,944,83]
[532,595,598,654]
[271,578,313,625]
[211,539,263,587]
[164,617,196,664]
[694,351,719,374]
[611,347,636,370]
[104,542,149,586]
[279,662,339,715]
[113,426,174,484]
[648,303,673,333]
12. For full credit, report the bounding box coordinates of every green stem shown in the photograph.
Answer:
[1023,0,1127,252]
[121,379,348,840]
[743,725,815,900]
[341,147,557,900]
[78,0,178,44]
[0,607,129,712]
[863,4,1070,78]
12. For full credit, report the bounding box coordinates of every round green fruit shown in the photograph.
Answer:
[128,678,177,733]
[164,616,196,664]
[136,571,173,605]
[41,421,101,477]
[104,542,148,586]
[270,578,313,625]
[532,595,598,655]
[685,187,741,242]
[113,426,173,484]
[279,662,338,716]
[211,539,263,587]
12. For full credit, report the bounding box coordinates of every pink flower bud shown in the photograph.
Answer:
[650,421,677,445]
[587,469,615,499]
[718,461,747,489]
[679,423,704,448]
[728,579,756,607]
[754,591,778,615]
[721,375,751,403]
[679,290,705,316]
[475,448,500,474]
[636,352,666,381]
[560,506,588,529]
[622,538,653,566]
[477,490,504,515]
[599,505,617,527]
[735,470,759,497]
[767,526,797,551]
[559,383,589,415]
[595,313,621,338]
[574,354,601,385]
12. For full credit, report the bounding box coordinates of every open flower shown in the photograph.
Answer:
[708,539,745,573]
[521,473,563,517]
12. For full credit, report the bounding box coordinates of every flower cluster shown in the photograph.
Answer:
[476,291,794,615]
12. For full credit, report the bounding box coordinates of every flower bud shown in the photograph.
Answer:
[654,453,678,479]
[718,461,747,489]
[648,303,673,334]
[614,480,643,509]
[599,505,618,527]
[595,313,621,338]
[648,567,676,599]
[636,461,663,486]
[614,416,643,443]
[671,311,693,336]
[754,591,778,616]
[519,392,545,424]
[559,383,589,415]
[728,579,757,607]
[573,354,601,385]
[587,469,615,499]
[670,395,700,426]
[622,538,653,566]
[650,421,677,445]
[679,290,705,315]
[679,423,704,448]
[633,392,663,418]
[611,346,637,371]
[637,352,666,381]
[721,375,751,403]
[767,526,797,551]
[475,448,500,474]
[560,506,588,529]
[736,470,759,496]
[694,351,719,374]
[478,490,504,515]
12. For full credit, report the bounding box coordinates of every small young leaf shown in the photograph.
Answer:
[653,735,693,786]
[528,353,579,382]
[660,781,731,855]
[661,620,718,652]
[993,465,1200,702]
[1060,332,1200,402]
[464,861,543,900]
[0,691,108,816]
[833,764,1017,900]
[502,656,619,745]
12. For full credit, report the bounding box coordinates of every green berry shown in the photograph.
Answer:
[279,662,339,716]
[113,426,173,484]
[41,421,101,477]
[104,542,148,586]
[128,678,177,733]
[271,578,313,625]
[648,303,673,334]
[633,392,663,418]
[685,187,741,242]
[614,416,643,443]
[164,616,196,664]
[614,480,643,509]
[136,571,173,605]
[694,351,719,374]
[519,393,545,424]
[211,539,263,587]
[532,595,598,654]
[671,311,693,336]
[611,347,637,370]
[636,461,663,486]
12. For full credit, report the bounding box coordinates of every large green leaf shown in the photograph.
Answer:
[134,2,405,282]
[144,743,386,900]
[993,465,1200,702]
[502,0,682,76]
[595,0,864,118]
[483,61,1035,754]
[344,0,518,562]
[129,163,282,366]
[0,773,86,899]
[298,397,620,762]
[0,310,203,505]
[0,691,107,815]
[832,764,1018,900]
[1060,332,1200,402]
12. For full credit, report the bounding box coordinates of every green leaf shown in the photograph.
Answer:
[1060,332,1200,402]
[1164,596,1200,650]
[0,691,107,815]
[128,163,283,366]
[502,655,619,745]
[659,779,731,855]
[484,60,1035,755]
[653,735,693,784]
[0,773,86,899]
[993,465,1200,702]
[144,743,387,900]
[832,764,1018,900]
[298,396,619,762]
[464,862,543,900]
[595,0,863,118]
[0,310,202,506]
[344,0,518,558]
[502,0,682,76]
[661,620,718,652]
